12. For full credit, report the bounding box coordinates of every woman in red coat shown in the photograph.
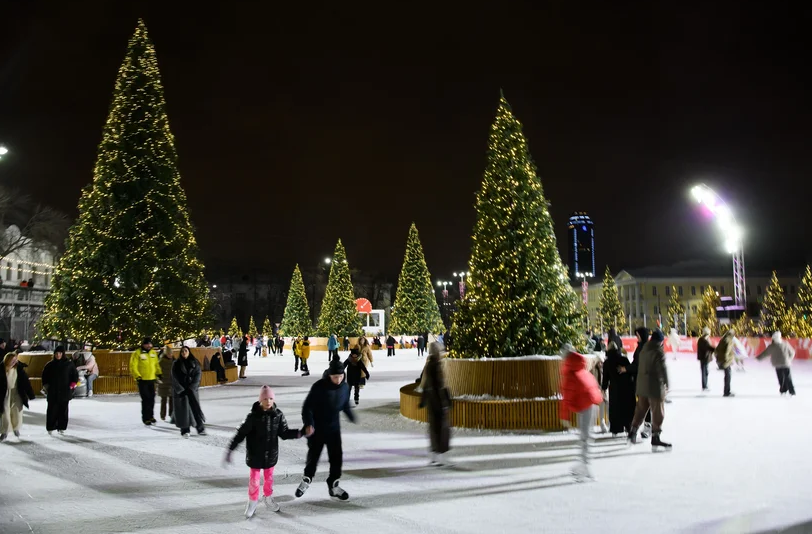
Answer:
[560,349,604,481]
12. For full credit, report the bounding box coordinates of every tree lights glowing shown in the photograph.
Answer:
[389,223,444,335]
[279,265,312,337]
[316,240,363,336]
[39,20,212,347]
[451,94,585,358]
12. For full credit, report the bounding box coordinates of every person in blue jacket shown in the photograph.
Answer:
[327,334,339,361]
[295,359,356,501]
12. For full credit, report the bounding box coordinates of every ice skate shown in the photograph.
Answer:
[58,430,65,435]
[570,462,594,482]
[197,428,207,436]
[641,422,651,439]
[651,434,672,452]
[600,421,609,434]
[48,430,53,436]
[244,499,259,518]
[13,430,20,438]
[262,495,280,512]
[182,432,190,438]
[0,434,6,442]
[87,391,93,397]
[301,371,310,377]
[628,429,639,445]
[295,476,311,498]
[329,479,349,501]
[354,398,359,406]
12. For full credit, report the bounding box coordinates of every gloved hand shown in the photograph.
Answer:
[70,382,77,390]
[221,451,232,468]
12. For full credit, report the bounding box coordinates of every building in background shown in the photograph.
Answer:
[567,212,595,282]
[585,261,800,334]
[0,225,57,342]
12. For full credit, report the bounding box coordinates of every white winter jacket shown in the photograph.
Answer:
[756,341,795,368]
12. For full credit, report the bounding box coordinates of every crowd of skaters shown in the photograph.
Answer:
[0,326,799,517]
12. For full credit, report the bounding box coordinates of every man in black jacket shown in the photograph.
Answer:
[697,327,715,392]
[295,360,355,501]
[41,346,79,435]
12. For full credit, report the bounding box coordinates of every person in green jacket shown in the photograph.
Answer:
[130,337,161,426]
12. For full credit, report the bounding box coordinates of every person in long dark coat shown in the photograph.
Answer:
[343,349,370,405]
[41,346,79,435]
[419,342,453,466]
[629,327,652,434]
[238,336,249,379]
[601,341,636,435]
[172,346,205,437]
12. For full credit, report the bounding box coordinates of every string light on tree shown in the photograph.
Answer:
[317,240,363,337]
[389,223,445,335]
[451,92,585,358]
[279,264,312,337]
[598,266,626,334]
[39,20,212,347]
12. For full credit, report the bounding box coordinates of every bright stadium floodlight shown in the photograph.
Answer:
[691,183,746,307]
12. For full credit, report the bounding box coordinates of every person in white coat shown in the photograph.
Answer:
[756,331,796,395]
[668,328,681,360]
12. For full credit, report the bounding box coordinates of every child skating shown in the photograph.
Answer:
[224,385,303,518]
[343,348,370,405]
[296,360,356,501]
[560,346,604,482]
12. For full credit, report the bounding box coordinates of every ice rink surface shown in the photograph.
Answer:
[2,348,811,534]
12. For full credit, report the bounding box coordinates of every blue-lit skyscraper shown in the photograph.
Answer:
[568,212,595,282]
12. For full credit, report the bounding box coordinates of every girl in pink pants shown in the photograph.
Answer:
[224,386,302,518]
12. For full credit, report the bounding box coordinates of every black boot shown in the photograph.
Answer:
[628,426,640,445]
[651,433,672,451]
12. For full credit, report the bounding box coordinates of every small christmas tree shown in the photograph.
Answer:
[228,316,242,341]
[761,271,789,334]
[451,94,584,358]
[248,316,258,337]
[389,223,445,335]
[262,316,273,337]
[39,20,211,347]
[317,240,364,336]
[733,314,760,337]
[665,286,686,334]
[793,266,812,337]
[697,286,721,335]
[598,266,627,333]
[280,265,312,336]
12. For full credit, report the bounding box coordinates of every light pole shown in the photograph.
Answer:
[574,271,592,328]
[436,280,450,324]
[691,184,746,308]
[453,271,470,299]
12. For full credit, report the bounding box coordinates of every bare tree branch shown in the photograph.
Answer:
[0,184,69,258]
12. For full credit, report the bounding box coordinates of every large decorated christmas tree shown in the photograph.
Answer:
[280,265,312,336]
[389,223,445,335]
[793,265,812,337]
[598,266,627,333]
[451,94,584,358]
[665,286,686,334]
[317,240,364,336]
[228,316,243,341]
[40,21,211,347]
[697,286,721,335]
[248,316,258,337]
[761,271,789,334]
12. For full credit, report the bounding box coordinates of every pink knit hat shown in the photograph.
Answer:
[259,385,275,402]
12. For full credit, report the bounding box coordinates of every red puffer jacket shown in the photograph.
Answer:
[559,351,603,420]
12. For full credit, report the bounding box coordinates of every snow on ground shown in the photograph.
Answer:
[2,348,811,533]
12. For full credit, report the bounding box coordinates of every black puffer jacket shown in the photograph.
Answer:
[229,402,300,469]
[0,361,36,414]
[41,357,79,403]
[302,378,355,434]
[343,357,369,386]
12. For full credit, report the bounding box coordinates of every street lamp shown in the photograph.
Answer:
[453,271,471,298]
[324,258,332,265]
[691,184,746,308]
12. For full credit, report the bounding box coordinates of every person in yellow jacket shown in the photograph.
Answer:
[299,337,311,377]
[129,337,161,426]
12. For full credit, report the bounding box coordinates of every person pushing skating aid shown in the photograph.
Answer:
[296,359,356,500]
[224,385,303,518]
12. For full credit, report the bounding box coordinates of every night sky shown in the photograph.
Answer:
[2,2,810,281]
